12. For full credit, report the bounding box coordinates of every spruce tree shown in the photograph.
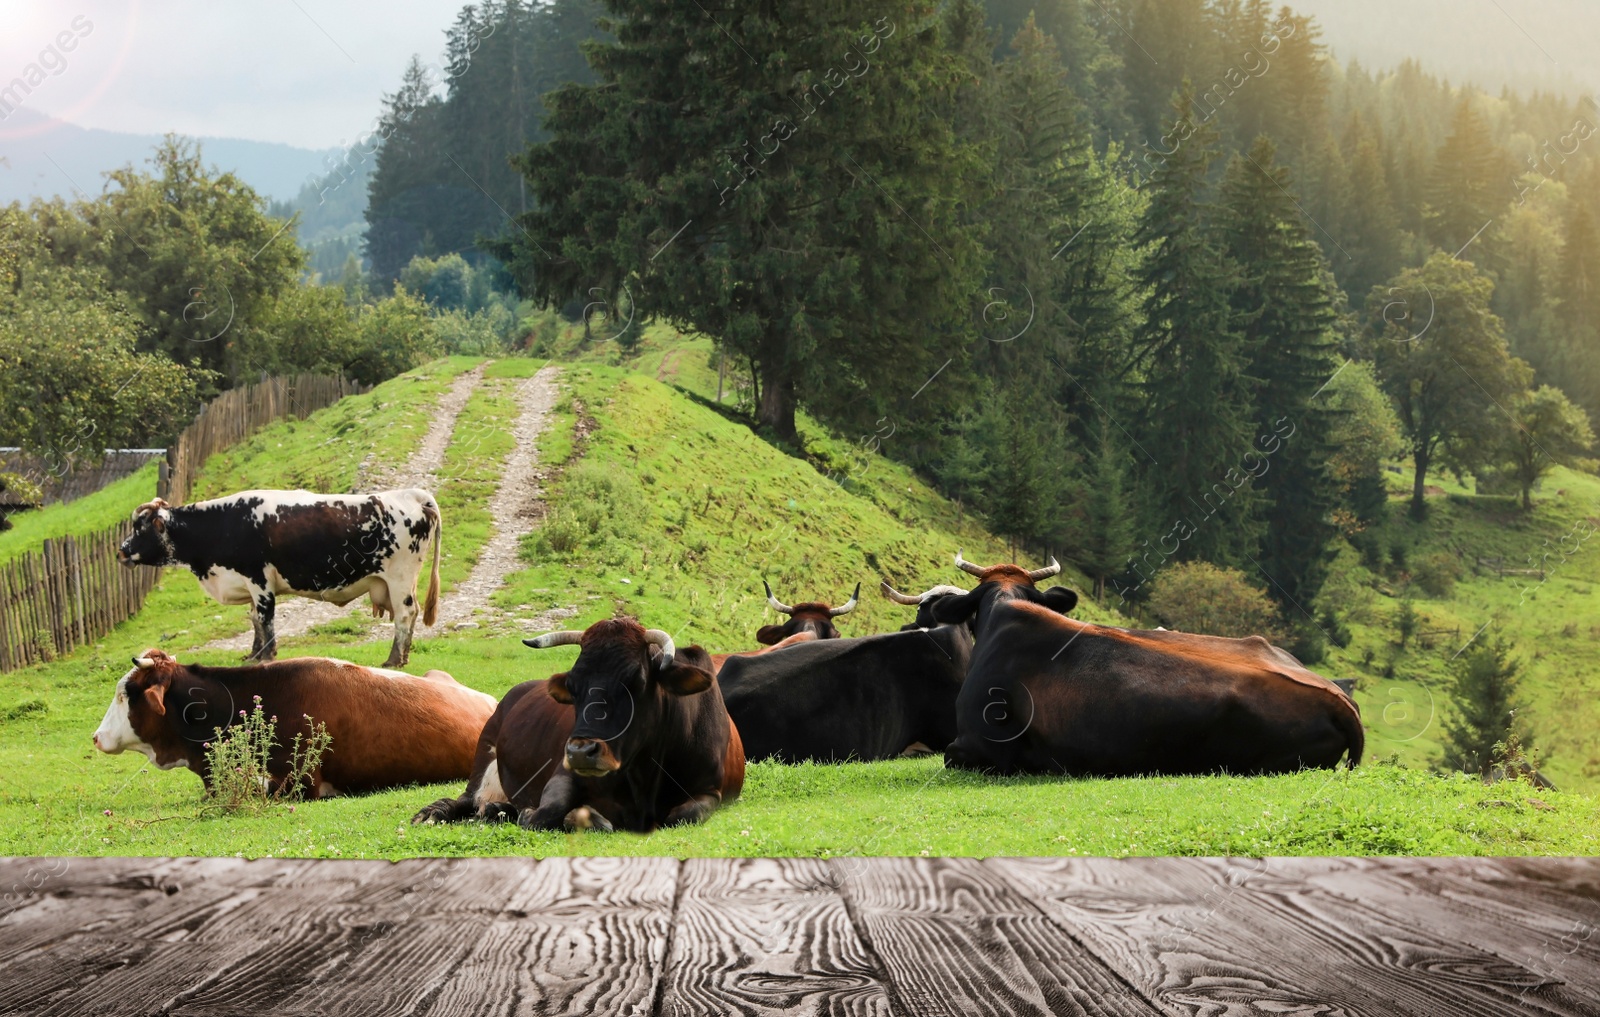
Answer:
[1218,136,1341,612]
[1073,415,1137,601]
[1133,83,1260,568]
[365,57,449,283]
[495,0,987,441]
[1336,113,1403,302]
[1422,97,1510,263]
[1441,636,1530,778]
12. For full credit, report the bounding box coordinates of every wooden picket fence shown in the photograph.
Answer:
[159,373,365,506]
[0,373,364,672]
[0,530,162,671]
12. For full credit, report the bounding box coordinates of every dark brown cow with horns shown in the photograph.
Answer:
[926,551,1363,777]
[756,580,859,644]
[413,618,743,833]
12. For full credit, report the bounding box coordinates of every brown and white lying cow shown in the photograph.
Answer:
[93,649,496,797]
[413,618,743,833]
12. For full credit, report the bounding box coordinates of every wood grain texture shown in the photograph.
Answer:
[994,856,1597,1017]
[419,856,680,1017]
[660,857,892,1017]
[1,856,1596,1016]
[836,857,1161,1017]
[1273,857,1600,1009]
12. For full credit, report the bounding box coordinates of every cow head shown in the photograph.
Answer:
[524,618,715,777]
[92,649,199,770]
[924,550,1078,635]
[880,580,972,631]
[756,580,859,643]
[119,499,176,568]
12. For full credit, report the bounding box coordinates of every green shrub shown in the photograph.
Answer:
[1412,551,1462,598]
[1289,621,1328,665]
[202,698,332,814]
[1147,562,1284,640]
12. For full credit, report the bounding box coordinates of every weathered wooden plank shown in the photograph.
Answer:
[996,856,1595,1017]
[1272,857,1600,1004]
[420,856,680,1017]
[838,857,1160,1017]
[0,858,320,1014]
[659,857,892,1016]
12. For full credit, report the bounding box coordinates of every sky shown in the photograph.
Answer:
[0,1,462,150]
[2,1,1593,156]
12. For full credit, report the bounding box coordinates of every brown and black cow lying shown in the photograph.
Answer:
[93,649,496,796]
[413,618,743,833]
[926,552,1364,776]
[756,580,859,643]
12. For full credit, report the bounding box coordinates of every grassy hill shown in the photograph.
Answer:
[0,350,1596,860]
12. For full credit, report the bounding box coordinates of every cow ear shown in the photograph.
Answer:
[658,662,714,697]
[753,624,785,646]
[142,682,168,716]
[545,672,574,704]
[1040,586,1079,615]
[930,588,983,625]
[151,513,166,533]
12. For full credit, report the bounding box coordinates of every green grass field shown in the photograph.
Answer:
[0,462,160,565]
[2,349,1596,859]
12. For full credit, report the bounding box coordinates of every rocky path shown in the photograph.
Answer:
[429,365,561,631]
[198,362,563,657]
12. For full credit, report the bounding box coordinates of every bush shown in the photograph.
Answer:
[1288,621,1328,665]
[346,286,441,386]
[202,697,332,814]
[433,305,517,355]
[1146,562,1284,640]
[1412,551,1462,598]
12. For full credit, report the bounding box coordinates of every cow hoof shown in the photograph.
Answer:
[901,741,933,758]
[411,799,453,825]
[564,806,613,833]
[480,803,517,823]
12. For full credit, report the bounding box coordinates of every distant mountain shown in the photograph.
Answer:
[1290,0,1597,100]
[0,107,340,205]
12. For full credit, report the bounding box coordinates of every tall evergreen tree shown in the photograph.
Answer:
[1422,97,1511,263]
[1133,83,1260,569]
[495,0,987,441]
[1218,136,1341,612]
[365,57,449,282]
[1336,112,1404,301]
[1071,415,1137,600]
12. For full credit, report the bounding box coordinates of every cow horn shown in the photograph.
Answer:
[882,581,968,605]
[132,655,156,668]
[524,631,584,649]
[828,583,861,617]
[1027,557,1062,581]
[644,629,676,669]
[953,549,986,578]
[763,580,795,615]
[880,580,922,605]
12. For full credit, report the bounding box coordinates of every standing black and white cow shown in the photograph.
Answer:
[119,490,442,666]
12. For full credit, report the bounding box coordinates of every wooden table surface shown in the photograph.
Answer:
[1,856,1596,1015]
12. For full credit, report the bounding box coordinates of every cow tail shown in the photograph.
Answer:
[423,500,442,627]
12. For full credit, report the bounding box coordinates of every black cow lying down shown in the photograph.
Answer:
[413,618,743,833]
[929,552,1363,776]
[716,584,974,763]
